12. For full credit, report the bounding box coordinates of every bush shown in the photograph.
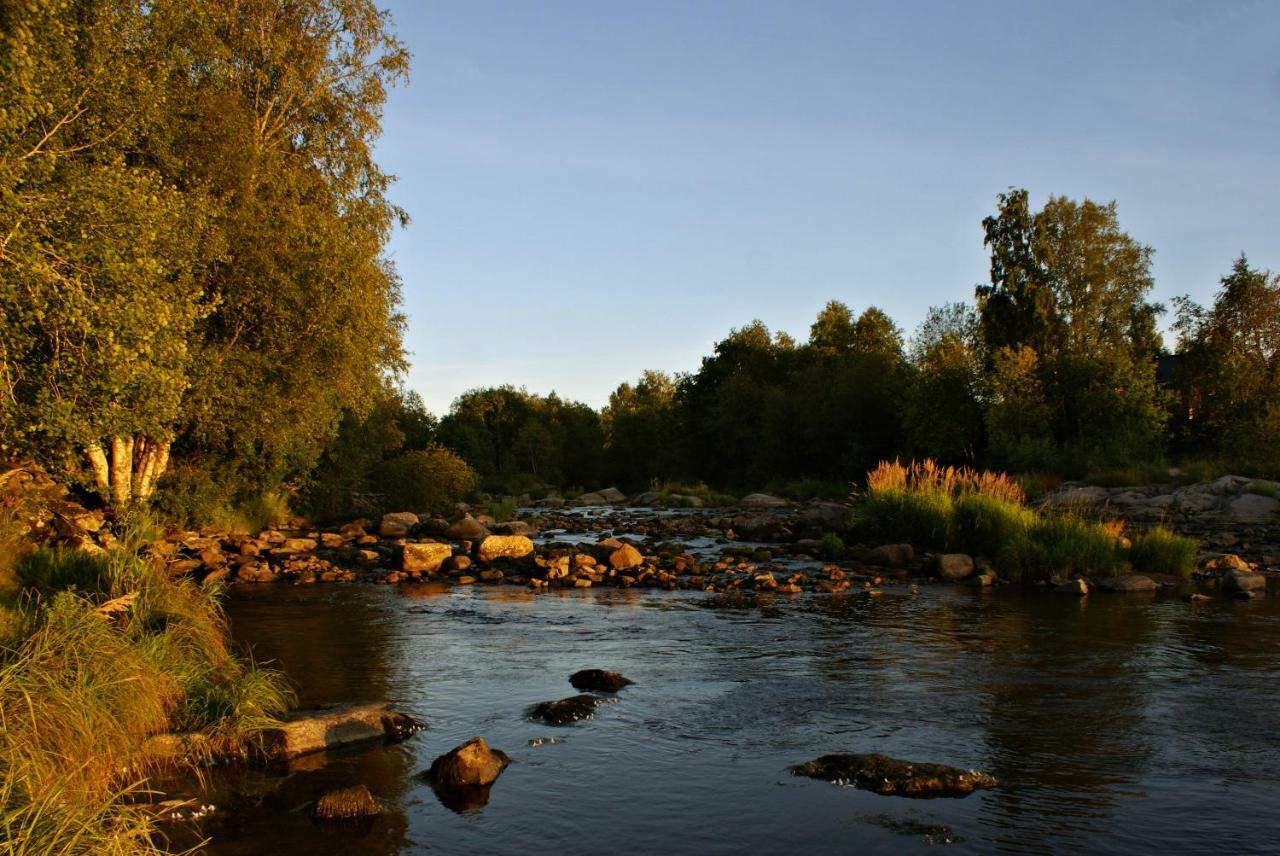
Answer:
[819,533,846,560]
[370,444,477,515]
[1129,526,1197,576]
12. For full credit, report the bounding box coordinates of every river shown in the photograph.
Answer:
[191,580,1280,854]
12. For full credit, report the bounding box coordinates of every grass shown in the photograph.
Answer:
[1245,481,1278,498]
[818,533,846,561]
[0,542,292,854]
[208,491,292,535]
[1129,526,1198,577]
[485,497,518,523]
[656,482,737,507]
[862,459,1196,583]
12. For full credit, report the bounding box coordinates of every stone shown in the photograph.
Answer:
[313,785,380,820]
[569,669,633,693]
[426,737,511,788]
[738,493,789,509]
[607,543,644,570]
[444,515,489,541]
[281,537,317,553]
[577,492,607,505]
[1186,592,1213,603]
[791,753,997,797]
[1222,569,1266,593]
[934,553,975,581]
[868,544,914,567]
[475,535,534,563]
[319,532,345,549]
[398,542,453,574]
[491,520,537,537]
[597,487,627,503]
[1095,574,1158,593]
[1228,494,1280,524]
[969,571,997,588]
[528,694,603,725]
[262,703,424,761]
[1211,554,1251,572]
[1055,579,1089,596]
[379,512,419,538]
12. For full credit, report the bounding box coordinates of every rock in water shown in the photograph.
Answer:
[1095,574,1158,593]
[791,753,997,798]
[934,553,975,581]
[427,737,512,788]
[528,694,602,725]
[607,543,643,570]
[569,669,633,692]
[313,785,380,820]
[1222,569,1266,593]
[475,534,535,563]
[398,542,453,574]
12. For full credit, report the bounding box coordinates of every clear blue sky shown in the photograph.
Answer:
[375,0,1280,415]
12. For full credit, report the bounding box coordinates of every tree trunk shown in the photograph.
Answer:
[85,433,173,507]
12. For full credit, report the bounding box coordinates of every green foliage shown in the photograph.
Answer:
[819,533,846,561]
[485,497,518,523]
[604,371,680,489]
[1129,527,1197,577]
[949,493,1037,557]
[1245,481,1278,498]
[369,445,477,516]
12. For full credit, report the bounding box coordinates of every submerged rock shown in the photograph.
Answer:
[426,736,512,788]
[264,702,425,761]
[1055,579,1089,596]
[528,694,602,725]
[868,544,914,567]
[1222,569,1266,593]
[569,669,633,693]
[791,753,997,798]
[313,785,380,820]
[1095,574,1157,593]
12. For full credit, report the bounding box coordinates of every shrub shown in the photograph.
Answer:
[485,497,518,523]
[819,533,846,560]
[949,493,1036,556]
[370,444,477,515]
[1129,526,1197,576]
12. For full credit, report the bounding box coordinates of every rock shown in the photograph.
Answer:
[597,487,627,503]
[281,537,317,553]
[577,492,607,506]
[868,544,914,567]
[475,535,534,563]
[791,753,997,798]
[934,553,975,581]
[379,512,419,538]
[607,543,644,570]
[448,555,472,572]
[445,515,489,541]
[491,520,537,537]
[630,491,661,506]
[1055,579,1089,596]
[569,669,633,693]
[1222,569,1266,593]
[738,493,789,509]
[262,703,425,761]
[528,694,602,725]
[1095,574,1158,593]
[1048,486,1110,507]
[426,736,511,788]
[1210,554,1252,572]
[1235,589,1263,600]
[319,532,345,549]
[1186,592,1213,603]
[398,542,453,574]
[1228,494,1280,524]
[969,571,997,588]
[313,785,380,820]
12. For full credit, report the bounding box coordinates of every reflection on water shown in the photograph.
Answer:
[196,584,1280,855]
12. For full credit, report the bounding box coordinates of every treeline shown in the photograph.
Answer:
[425,190,1280,496]
[0,0,417,520]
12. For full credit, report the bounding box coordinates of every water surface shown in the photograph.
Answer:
[197,582,1280,854]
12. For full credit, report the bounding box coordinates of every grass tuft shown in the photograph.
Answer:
[1129,526,1198,577]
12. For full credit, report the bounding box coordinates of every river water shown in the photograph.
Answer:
[195,581,1280,854]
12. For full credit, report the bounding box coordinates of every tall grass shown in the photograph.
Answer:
[0,546,292,854]
[862,459,1195,583]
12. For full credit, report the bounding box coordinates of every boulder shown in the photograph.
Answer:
[607,543,644,570]
[934,553,975,581]
[475,535,534,563]
[738,493,789,509]
[1228,494,1280,524]
[313,785,380,820]
[597,487,627,503]
[426,737,511,788]
[491,520,537,537]
[261,703,424,761]
[570,669,633,692]
[398,542,453,574]
[528,694,602,725]
[1210,554,1251,572]
[630,491,662,506]
[1095,574,1158,593]
[577,492,607,506]
[791,753,997,797]
[379,512,419,538]
[868,544,914,567]
[444,515,489,541]
[1222,569,1267,593]
[1055,579,1089,596]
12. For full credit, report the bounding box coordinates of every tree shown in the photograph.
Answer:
[1172,255,1280,463]
[0,0,212,505]
[905,304,985,463]
[975,189,1165,466]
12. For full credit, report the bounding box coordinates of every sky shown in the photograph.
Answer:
[374,0,1280,415]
